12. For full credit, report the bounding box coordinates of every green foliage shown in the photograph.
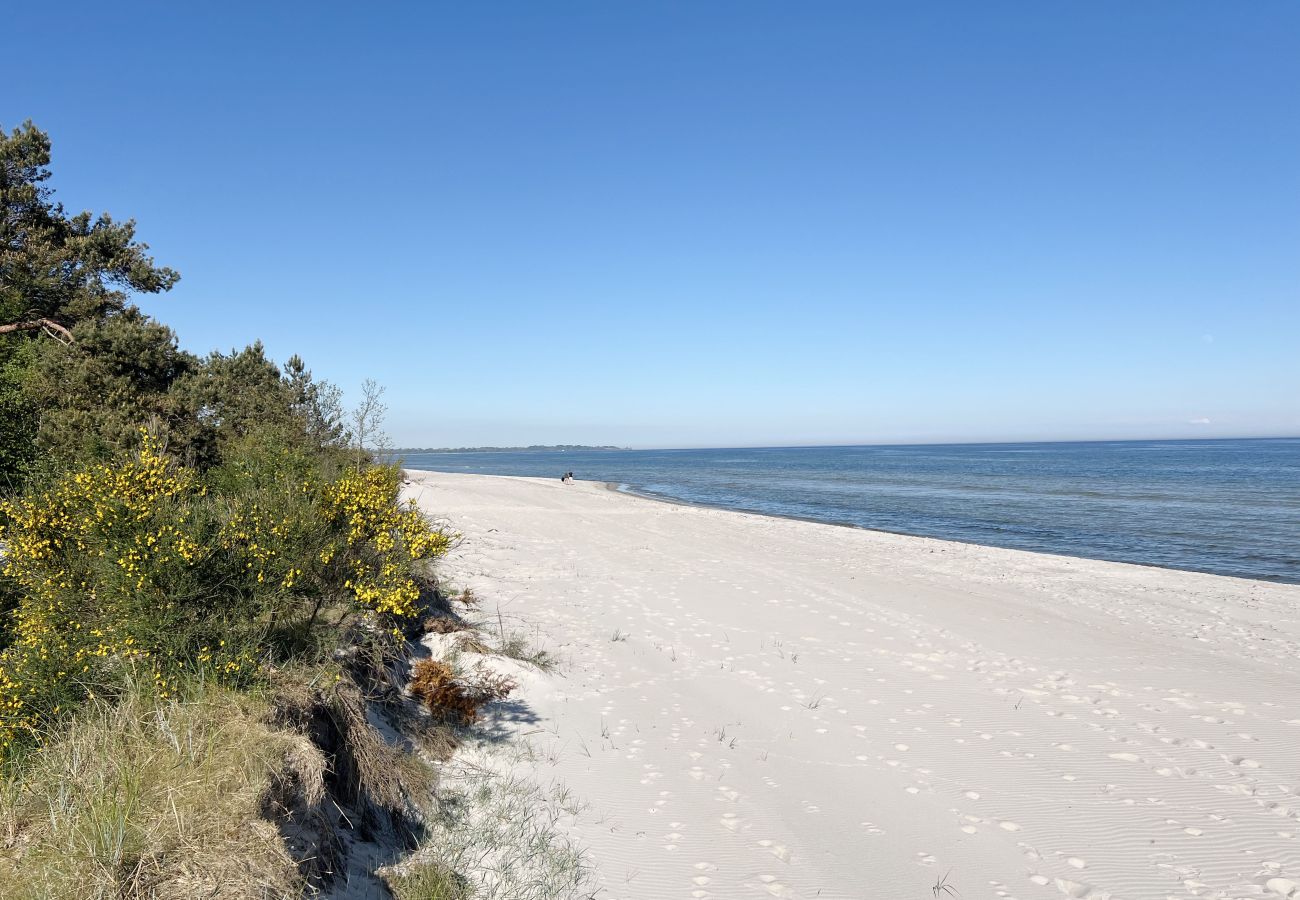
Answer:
[1,120,178,330]
[0,122,359,488]
[20,310,203,467]
[10,316,355,477]
[1,121,181,486]
[284,353,347,448]
[178,342,296,447]
[0,346,38,488]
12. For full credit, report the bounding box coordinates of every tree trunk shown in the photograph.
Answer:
[0,318,74,343]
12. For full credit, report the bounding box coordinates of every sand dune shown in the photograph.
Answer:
[404,470,1300,900]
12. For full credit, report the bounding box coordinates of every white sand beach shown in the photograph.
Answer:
[405,471,1300,900]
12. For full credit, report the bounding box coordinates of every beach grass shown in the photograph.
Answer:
[0,679,313,899]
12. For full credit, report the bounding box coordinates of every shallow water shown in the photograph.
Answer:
[401,439,1300,582]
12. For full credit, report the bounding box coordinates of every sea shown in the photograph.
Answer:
[399,439,1300,584]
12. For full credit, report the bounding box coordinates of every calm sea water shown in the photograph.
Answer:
[401,439,1300,583]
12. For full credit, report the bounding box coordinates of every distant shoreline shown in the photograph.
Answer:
[399,437,1299,584]
[393,445,627,454]
[392,436,1298,455]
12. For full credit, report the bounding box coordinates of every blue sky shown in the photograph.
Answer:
[5,2,1297,447]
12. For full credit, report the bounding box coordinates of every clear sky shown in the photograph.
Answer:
[5,2,1297,448]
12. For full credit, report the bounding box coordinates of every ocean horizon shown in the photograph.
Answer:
[402,437,1300,584]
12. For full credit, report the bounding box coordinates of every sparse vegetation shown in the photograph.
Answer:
[498,630,557,671]
[414,769,592,900]
[932,869,959,898]
[385,860,473,899]
[456,632,492,654]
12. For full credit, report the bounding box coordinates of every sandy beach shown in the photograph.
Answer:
[404,470,1300,900]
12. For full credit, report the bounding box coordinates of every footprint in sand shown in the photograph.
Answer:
[1265,877,1299,898]
[751,873,793,897]
[988,879,1020,899]
[1054,878,1095,898]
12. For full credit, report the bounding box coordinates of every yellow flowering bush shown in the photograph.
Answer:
[0,433,227,757]
[322,466,451,618]
[0,437,448,761]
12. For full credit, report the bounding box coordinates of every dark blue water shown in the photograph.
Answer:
[401,439,1300,583]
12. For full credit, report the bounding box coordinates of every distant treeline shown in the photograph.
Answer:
[393,444,626,453]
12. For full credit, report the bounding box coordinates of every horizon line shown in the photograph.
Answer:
[391,433,1300,454]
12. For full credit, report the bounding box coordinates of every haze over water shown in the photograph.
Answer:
[403,438,1300,583]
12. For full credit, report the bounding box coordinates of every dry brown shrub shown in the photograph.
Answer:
[423,616,469,635]
[409,659,515,725]
[413,721,461,761]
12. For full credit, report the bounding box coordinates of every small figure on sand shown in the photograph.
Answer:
[561,471,575,484]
